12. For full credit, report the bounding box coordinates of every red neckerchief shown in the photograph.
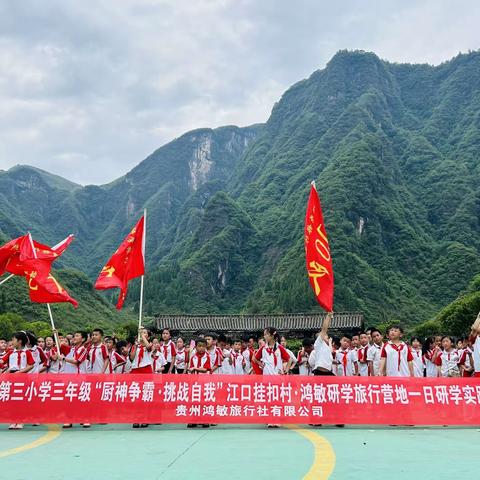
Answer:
[338,349,348,370]
[90,344,100,366]
[138,345,145,365]
[389,342,405,371]
[266,344,278,368]
[16,349,22,368]
[195,351,206,368]
[359,346,368,361]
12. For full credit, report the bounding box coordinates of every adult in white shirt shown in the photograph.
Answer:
[312,312,334,376]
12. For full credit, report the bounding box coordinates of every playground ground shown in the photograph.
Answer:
[1,423,478,479]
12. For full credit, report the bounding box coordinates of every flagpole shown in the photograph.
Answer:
[137,209,147,338]
[0,273,14,286]
[28,233,60,351]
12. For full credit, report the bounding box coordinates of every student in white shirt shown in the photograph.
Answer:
[105,336,127,374]
[88,328,109,374]
[438,336,460,377]
[379,325,414,377]
[410,336,425,377]
[357,332,370,376]
[422,336,441,378]
[367,328,383,376]
[1,331,34,430]
[297,338,314,375]
[174,337,189,374]
[161,328,177,374]
[231,339,246,374]
[336,335,358,376]
[254,327,292,376]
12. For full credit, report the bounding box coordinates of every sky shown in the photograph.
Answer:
[0,0,479,185]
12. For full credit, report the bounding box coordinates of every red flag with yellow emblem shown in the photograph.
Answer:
[26,269,79,308]
[0,235,29,275]
[304,182,334,312]
[94,215,145,309]
[6,234,74,276]
[19,233,78,307]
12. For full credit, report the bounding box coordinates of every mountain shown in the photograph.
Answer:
[1,50,480,329]
[0,125,262,273]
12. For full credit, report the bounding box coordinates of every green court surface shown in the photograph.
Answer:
[1,424,479,479]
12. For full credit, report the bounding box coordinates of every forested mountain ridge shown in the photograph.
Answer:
[1,50,480,329]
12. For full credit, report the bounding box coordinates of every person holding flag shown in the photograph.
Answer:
[304,181,334,313]
[304,180,335,374]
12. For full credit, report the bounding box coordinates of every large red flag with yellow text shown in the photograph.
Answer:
[304,183,334,312]
[94,216,145,309]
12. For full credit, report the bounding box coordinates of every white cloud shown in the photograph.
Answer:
[0,0,478,184]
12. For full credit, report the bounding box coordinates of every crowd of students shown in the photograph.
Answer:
[1,312,480,429]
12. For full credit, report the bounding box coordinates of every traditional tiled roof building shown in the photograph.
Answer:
[154,312,363,338]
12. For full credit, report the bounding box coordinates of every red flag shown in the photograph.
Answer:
[0,235,28,275]
[94,216,145,309]
[304,183,334,312]
[7,234,74,277]
[25,268,78,308]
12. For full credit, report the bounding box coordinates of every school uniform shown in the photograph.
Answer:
[297,350,312,375]
[88,343,109,373]
[1,348,35,372]
[29,345,48,373]
[424,348,440,377]
[130,344,153,373]
[458,347,473,377]
[254,343,290,375]
[411,348,425,377]
[335,348,357,376]
[357,345,369,376]
[162,340,177,373]
[380,341,413,377]
[207,347,223,374]
[220,349,234,374]
[61,344,88,374]
[438,349,460,377]
[152,350,167,373]
[367,343,382,376]
[106,351,127,374]
[46,346,63,373]
[230,350,245,374]
[242,347,254,374]
[174,348,188,373]
[189,352,211,374]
